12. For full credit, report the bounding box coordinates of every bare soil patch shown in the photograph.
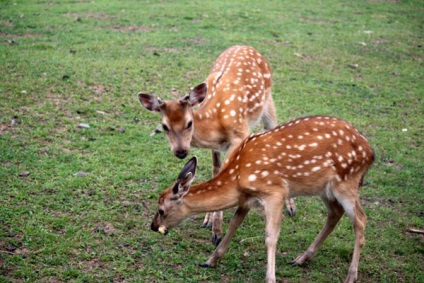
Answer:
[300,17,338,25]
[65,12,113,21]
[0,21,13,27]
[113,26,154,32]
[1,32,41,38]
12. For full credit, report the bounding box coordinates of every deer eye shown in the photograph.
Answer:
[162,124,169,132]
[186,121,193,129]
[158,209,165,216]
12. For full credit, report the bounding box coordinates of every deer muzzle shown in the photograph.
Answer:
[151,221,168,235]
[175,149,188,159]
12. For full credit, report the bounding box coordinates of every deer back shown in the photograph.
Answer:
[222,116,375,197]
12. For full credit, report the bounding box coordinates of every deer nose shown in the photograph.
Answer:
[175,149,188,159]
[151,222,158,232]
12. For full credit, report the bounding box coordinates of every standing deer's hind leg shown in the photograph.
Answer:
[261,92,277,131]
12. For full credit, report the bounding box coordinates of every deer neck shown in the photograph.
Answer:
[183,173,241,214]
[190,109,222,150]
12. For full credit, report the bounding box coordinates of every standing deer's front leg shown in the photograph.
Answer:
[285,198,297,217]
[202,150,223,245]
[262,193,285,283]
[208,137,245,246]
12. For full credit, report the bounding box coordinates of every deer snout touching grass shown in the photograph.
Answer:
[150,115,374,283]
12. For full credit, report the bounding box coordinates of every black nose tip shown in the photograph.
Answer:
[175,150,188,159]
[151,222,158,232]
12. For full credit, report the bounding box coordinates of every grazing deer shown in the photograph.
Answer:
[151,116,374,283]
[139,45,296,245]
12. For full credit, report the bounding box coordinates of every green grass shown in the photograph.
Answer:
[1,0,423,282]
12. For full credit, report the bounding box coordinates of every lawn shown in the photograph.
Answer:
[1,0,423,282]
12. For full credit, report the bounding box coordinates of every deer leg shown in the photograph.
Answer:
[263,195,284,283]
[342,199,367,283]
[261,95,297,218]
[209,150,224,245]
[212,211,223,246]
[212,150,222,176]
[201,213,212,228]
[285,198,297,217]
[200,206,250,268]
[202,150,221,229]
[292,197,344,265]
[261,91,277,131]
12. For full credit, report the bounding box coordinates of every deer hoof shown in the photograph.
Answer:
[201,222,212,229]
[212,235,222,246]
[290,260,302,266]
[199,263,211,268]
[287,207,297,217]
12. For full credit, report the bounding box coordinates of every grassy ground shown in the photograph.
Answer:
[1,0,423,282]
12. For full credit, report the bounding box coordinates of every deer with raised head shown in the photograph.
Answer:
[150,116,374,283]
[139,45,296,245]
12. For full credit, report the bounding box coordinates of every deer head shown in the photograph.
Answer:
[151,157,198,235]
[138,84,207,159]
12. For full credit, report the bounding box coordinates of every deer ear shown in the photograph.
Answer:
[172,157,197,197]
[177,156,197,180]
[138,93,164,112]
[186,83,207,106]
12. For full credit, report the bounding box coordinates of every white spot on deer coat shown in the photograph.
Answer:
[312,166,321,172]
[248,174,257,181]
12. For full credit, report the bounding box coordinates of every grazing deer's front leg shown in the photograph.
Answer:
[200,206,250,268]
[291,197,344,265]
[263,194,285,283]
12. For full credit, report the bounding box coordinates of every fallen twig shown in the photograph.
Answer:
[406,228,424,235]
